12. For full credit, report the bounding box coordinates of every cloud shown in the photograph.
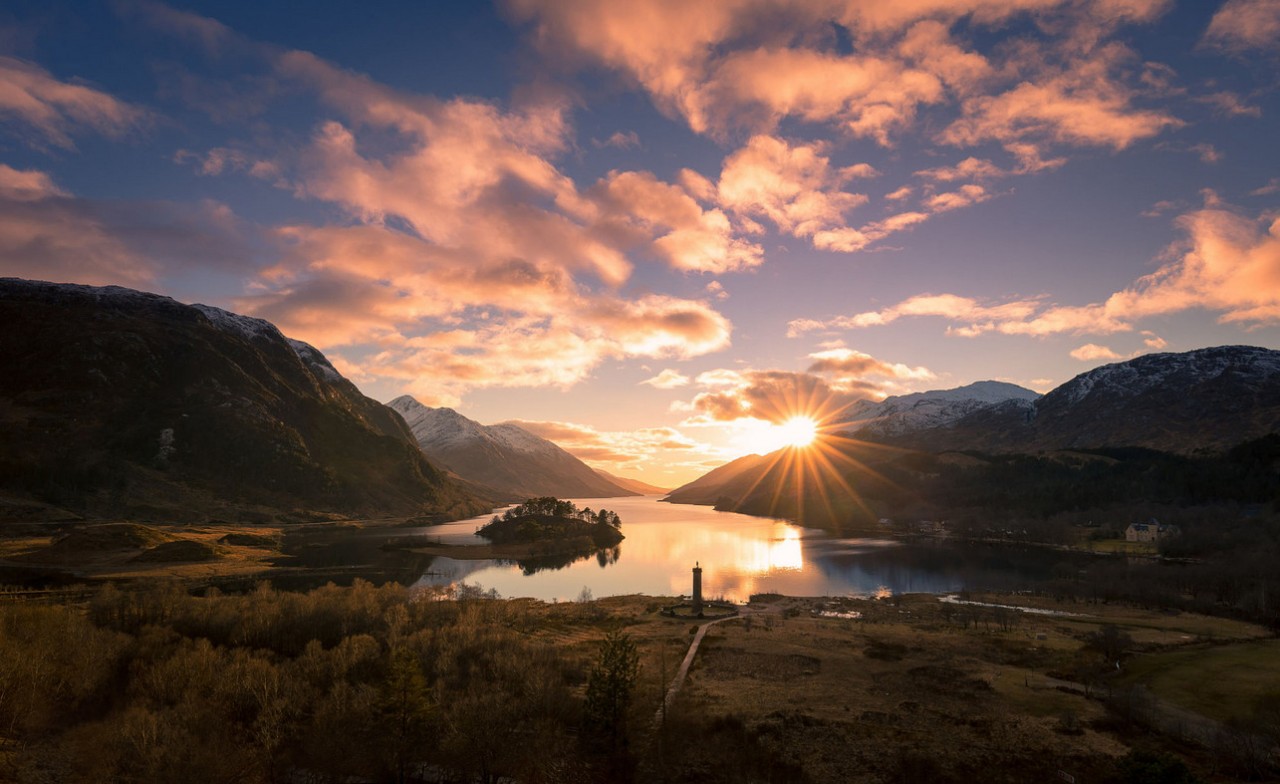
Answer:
[592,169,763,273]
[0,56,149,148]
[123,38,754,403]
[790,292,1042,334]
[940,45,1181,151]
[1253,179,1280,196]
[680,368,883,426]
[0,163,67,201]
[116,0,238,56]
[0,164,255,288]
[1194,91,1262,118]
[511,0,1182,163]
[594,130,640,149]
[640,369,691,389]
[677,347,933,427]
[1142,199,1180,218]
[790,203,1280,338]
[1203,0,1280,52]
[915,157,1006,182]
[715,135,870,251]
[1190,143,1222,164]
[175,147,281,180]
[237,220,732,402]
[1069,343,1122,360]
[805,348,935,381]
[506,419,704,467]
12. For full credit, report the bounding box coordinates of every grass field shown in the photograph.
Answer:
[1120,639,1280,723]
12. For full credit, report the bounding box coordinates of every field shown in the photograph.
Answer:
[1120,639,1280,723]
[2,519,1277,781]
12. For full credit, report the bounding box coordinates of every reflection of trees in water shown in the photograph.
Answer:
[507,544,623,576]
[597,544,621,568]
[506,551,588,575]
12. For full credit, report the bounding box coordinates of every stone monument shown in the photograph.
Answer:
[692,562,703,616]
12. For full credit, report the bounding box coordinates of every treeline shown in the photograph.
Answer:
[0,581,643,783]
[737,434,1280,530]
[920,436,1280,518]
[496,497,622,528]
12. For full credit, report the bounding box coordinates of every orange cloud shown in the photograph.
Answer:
[941,45,1181,150]
[1203,0,1280,52]
[0,56,148,149]
[915,156,1005,181]
[508,419,704,468]
[0,165,254,289]
[677,349,932,427]
[238,220,731,401]
[1069,343,1122,360]
[640,369,691,389]
[792,203,1280,339]
[592,170,762,273]
[511,0,1180,166]
[716,135,870,251]
[0,163,67,201]
[168,43,755,402]
[806,348,936,381]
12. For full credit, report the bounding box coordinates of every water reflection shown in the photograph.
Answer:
[411,496,1083,603]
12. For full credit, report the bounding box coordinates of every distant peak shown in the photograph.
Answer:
[388,394,427,412]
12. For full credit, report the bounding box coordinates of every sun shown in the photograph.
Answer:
[776,416,818,448]
[738,415,818,454]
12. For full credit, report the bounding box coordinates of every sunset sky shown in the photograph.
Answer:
[2,0,1278,485]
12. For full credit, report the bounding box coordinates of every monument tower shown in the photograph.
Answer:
[692,562,703,616]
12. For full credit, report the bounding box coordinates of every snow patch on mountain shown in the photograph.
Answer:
[192,304,283,344]
[488,423,562,457]
[286,338,343,383]
[388,397,489,450]
[842,381,1040,437]
[1050,346,1280,408]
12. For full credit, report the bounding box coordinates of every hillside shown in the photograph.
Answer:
[0,278,488,522]
[388,396,636,500]
[593,468,669,495]
[862,347,1280,454]
[667,348,1280,527]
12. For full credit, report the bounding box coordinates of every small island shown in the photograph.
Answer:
[477,497,623,548]
[388,497,624,574]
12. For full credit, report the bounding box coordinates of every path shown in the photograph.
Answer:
[653,605,774,729]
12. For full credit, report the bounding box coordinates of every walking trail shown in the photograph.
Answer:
[652,604,782,730]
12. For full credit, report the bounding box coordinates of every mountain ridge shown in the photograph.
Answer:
[667,346,1280,517]
[388,396,636,501]
[0,278,488,522]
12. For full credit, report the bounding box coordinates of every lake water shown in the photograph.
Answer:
[410,496,1080,603]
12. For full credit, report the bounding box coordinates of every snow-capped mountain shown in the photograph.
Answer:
[388,396,635,500]
[0,278,487,521]
[1019,345,1280,453]
[838,348,1280,453]
[840,381,1040,438]
[667,346,1280,514]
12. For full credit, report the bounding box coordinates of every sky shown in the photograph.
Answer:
[1,0,1278,487]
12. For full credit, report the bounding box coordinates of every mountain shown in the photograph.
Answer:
[387,396,636,500]
[667,347,1280,525]
[872,346,1280,454]
[837,380,1040,439]
[592,468,669,495]
[662,453,773,506]
[0,278,489,522]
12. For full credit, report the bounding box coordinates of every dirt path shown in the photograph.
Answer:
[652,614,739,728]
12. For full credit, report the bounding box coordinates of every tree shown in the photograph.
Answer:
[382,647,433,784]
[1084,624,1133,667]
[585,631,640,751]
